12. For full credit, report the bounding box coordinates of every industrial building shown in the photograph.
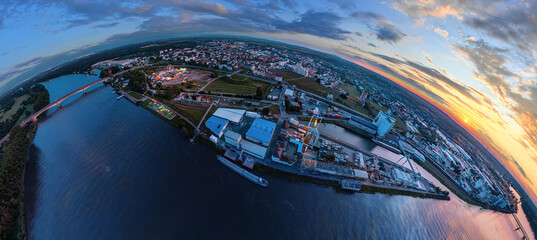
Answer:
[240,139,268,159]
[224,130,242,148]
[373,109,395,137]
[205,116,229,137]
[348,116,377,135]
[246,118,277,147]
[213,108,246,124]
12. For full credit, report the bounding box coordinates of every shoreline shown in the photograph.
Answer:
[131,92,451,202]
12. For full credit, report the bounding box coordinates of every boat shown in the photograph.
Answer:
[117,95,124,100]
[340,179,362,191]
[217,155,268,187]
[372,138,402,154]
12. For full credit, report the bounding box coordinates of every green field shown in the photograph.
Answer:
[128,92,144,99]
[230,74,246,81]
[272,70,302,80]
[0,94,30,122]
[339,84,361,98]
[205,77,266,95]
[287,77,338,97]
[335,97,369,116]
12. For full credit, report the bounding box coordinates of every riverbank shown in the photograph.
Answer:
[0,124,38,239]
[129,93,450,201]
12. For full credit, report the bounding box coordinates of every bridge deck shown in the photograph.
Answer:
[20,77,110,127]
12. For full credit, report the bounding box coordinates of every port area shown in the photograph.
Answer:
[126,95,448,200]
[252,129,449,200]
[202,108,449,200]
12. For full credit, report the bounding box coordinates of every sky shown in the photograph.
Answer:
[0,0,536,206]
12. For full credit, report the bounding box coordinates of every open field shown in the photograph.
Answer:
[0,94,30,122]
[204,77,267,95]
[287,77,338,97]
[128,92,144,100]
[230,74,246,81]
[169,101,213,125]
[339,83,361,98]
[271,69,303,80]
[14,105,33,125]
[335,97,369,116]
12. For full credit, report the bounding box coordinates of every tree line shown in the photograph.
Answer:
[0,125,36,239]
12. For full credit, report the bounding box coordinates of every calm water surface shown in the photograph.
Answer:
[24,74,535,239]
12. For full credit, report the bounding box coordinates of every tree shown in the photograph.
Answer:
[256,87,264,99]
[99,70,109,78]
[262,107,270,115]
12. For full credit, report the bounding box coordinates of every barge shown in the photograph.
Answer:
[217,155,268,187]
[340,179,362,191]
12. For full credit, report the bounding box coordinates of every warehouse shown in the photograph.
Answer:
[205,116,229,137]
[224,130,242,148]
[212,108,246,124]
[246,118,277,147]
[240,139,268,159]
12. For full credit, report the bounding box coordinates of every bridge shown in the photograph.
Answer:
[19,77,111,127]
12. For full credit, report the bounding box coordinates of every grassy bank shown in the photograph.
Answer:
[141,99,196,137]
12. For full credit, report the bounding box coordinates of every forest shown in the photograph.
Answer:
[0,125,36,239]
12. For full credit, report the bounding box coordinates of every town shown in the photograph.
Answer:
[93,39,517,213]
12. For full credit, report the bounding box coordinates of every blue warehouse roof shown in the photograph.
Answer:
[350,116,377,130]
[205,116,229,136]
[246,118,277,144]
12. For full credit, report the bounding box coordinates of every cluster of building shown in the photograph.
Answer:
[348,109,396,138]
[108,39,514,211]
[153,40,344,87]
[269,114,438,194]
[205,108,277,165]
[92,58,146,69]
[408,130,514,209]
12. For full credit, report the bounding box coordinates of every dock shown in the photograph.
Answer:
[217,155,268,187]
[340,179,362,191]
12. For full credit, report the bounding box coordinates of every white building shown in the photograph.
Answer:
[241,139,268,159]
[224,130,242,148]
[213,108,246,124]
[373,109,395,137]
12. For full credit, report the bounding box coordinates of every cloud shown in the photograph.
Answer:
[456,38,537,150]
[273,11,350,40]
[455,40,514,99]
[434,27,448,38]
[93,22,120,29]
[463,2,537,57]
[390,0,537,61]
[374,21,406,44]
[352,11,406,44]
[390,0,464,19]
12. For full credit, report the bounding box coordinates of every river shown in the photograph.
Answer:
[24,74,535,239]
